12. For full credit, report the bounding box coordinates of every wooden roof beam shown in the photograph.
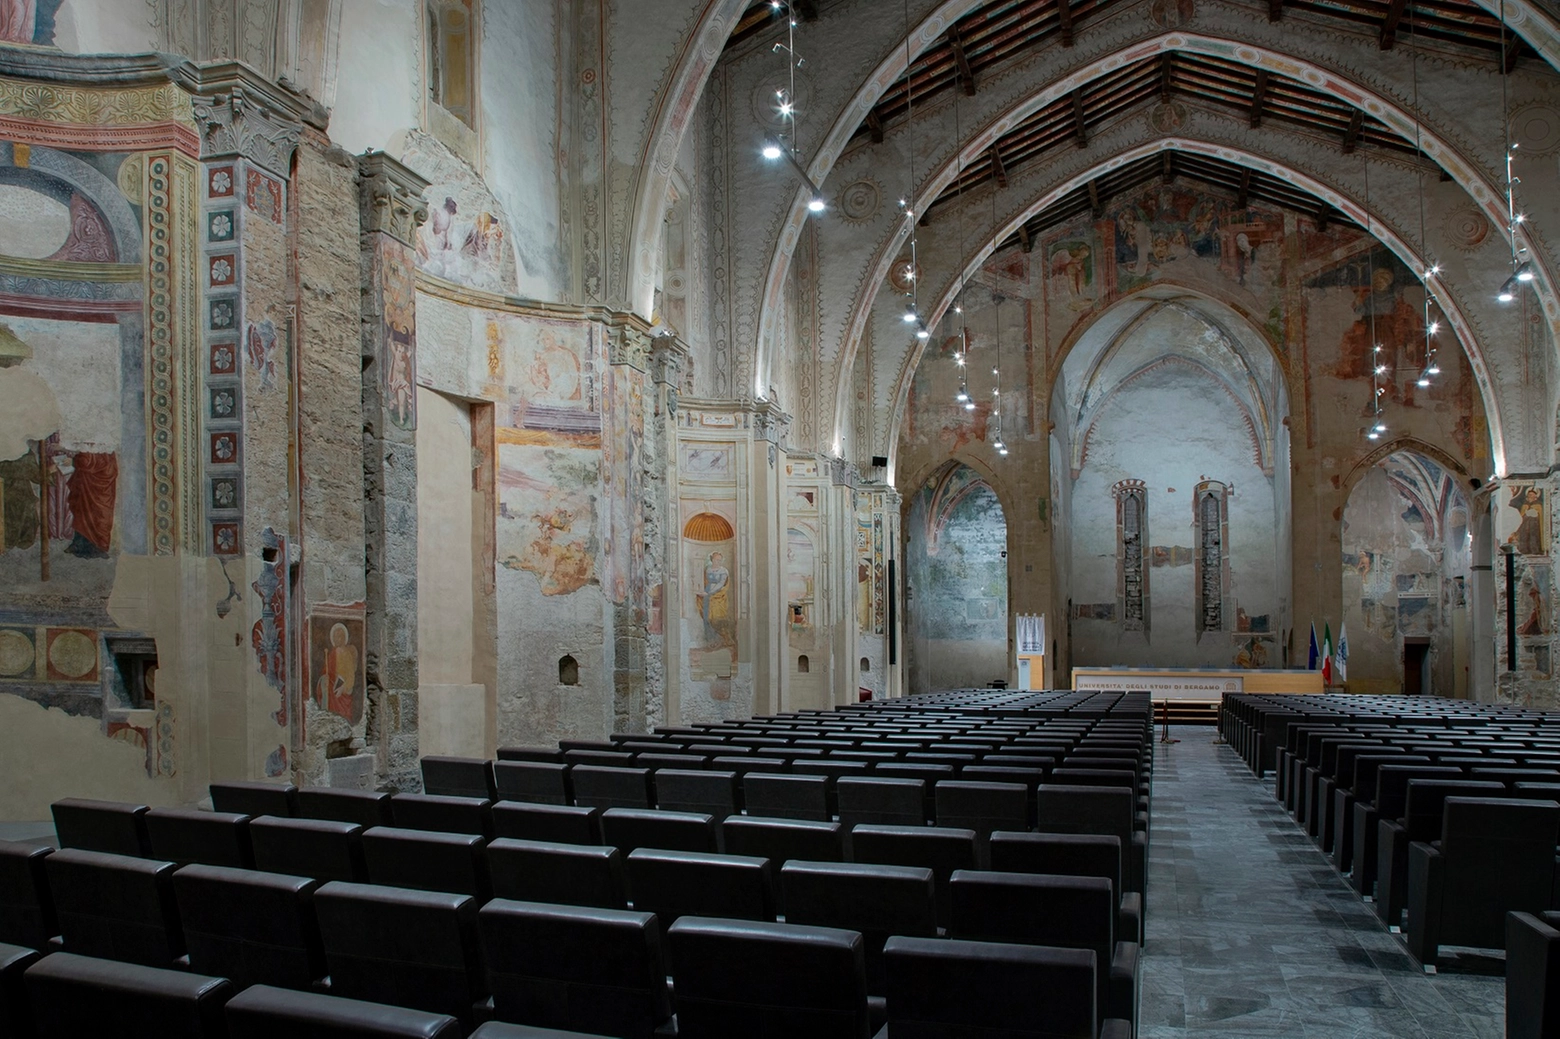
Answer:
[1160,53,1174,100]
[1018,224,1033,253]
[1072,88,1089,147]
[1088,179,1103,218]
[866,110,884,144]
[949,25,978,95]
[1250,69,1268,128]
[1504,35,1521,73]
[990,143,1008,188]
[1161,152,1175,184]
[1342,109,1363,153]
[1268,0,1282,21]
[1236,168,1251,209]
[1379,0,1408,49]
[1058,0,1075,47]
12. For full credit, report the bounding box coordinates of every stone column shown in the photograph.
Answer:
[1491,474,1558,708]
[357,151,428,789]
[645,335,688,730]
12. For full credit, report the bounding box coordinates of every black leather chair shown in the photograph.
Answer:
[210,781,299,819]
[249,816,368,882]
[391,793,495,839]
[0,842,55,950]
[487,839,628,909]
[496,747,565,764]
[742,773,830,822]
[600,808,717,854]
[1506,910,1560,1039]
[46,848,184,967]
[313,881,487,1030]
[1033,785,1145,897]
[654,769,739,819]
[1350,762,1459,898]
[421,756,497,801]
[478,899,672,1038]
[493,763,573,805]
[883,935,1131,1039]
[226,983,464,1038]
[297,788,395,829]
[0,941,40,1039]
[361,826,492,901]
[1375,778,1506,928]
[721,816,847,864]
[625,849,775,924]
[781,860,936,994]
[24,951,231,1038]
[172,863,325,990]
[570,767,653,810]
[836,778,926,829]
[50,798,150,857]
[849,825,977,928]
[1405,797,1560,968]
[1328,748,1409,874]
[491,802,602,845]
[989,831,1143,944]
[933,782,1030,864]
[666,917,871,1038]
[950,869,1138,1030]
[144,807,254,869]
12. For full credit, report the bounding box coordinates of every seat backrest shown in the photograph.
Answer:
[1401,779,1508,840]
[0,941,40,1039]
[1048,768,1138,790]
[883,935,1097,1039]
[836,778,926,829]
[487,839,628,909]
[46,848,184,967]
[1032,785,1133,843]
[297,789,395,830]
[570,766,653,810]
[600,808,717,855]
[988,831,1122,897]
[720,816,847,865]
[1350,754,1432,800]
[625,849,774,925]
[0,842,56,950]
[50,798,150,858]
[490,801,602,846]
[144,808,253,869]
[848,825,977,928]
[224,983,463,1039]
[420,756,496,800]
[248,817,367,883]
[781,860,936,994]
[492,762,573,805]
[495,746,565,764]
[741,773,830,822]
[23,950,232,1039]
[654,770,739,819]
[934,781,1030,837]
[1374,766,1465,820]
[314,881,486,1029]
[478,899,671,1038]
[666,917,870,1039]
[172,864,325,990]
[390,793,494,839]
[1441,796,1560,901]
[209,781,298,819]
[361,826,491,901]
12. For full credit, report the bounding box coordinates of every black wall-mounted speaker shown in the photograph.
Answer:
[871,455,889,468]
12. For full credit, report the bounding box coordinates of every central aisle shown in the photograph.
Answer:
[1140,729,1504,1038]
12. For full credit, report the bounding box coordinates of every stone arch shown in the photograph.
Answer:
[1341,435,1475,501]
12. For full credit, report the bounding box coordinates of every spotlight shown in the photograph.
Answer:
[963,400,976,412]
[761,140,783,160]
[953,303,963,314]
[1374,422,1387,433]
[1427,321,1440,335]
[1417,375,1431,387]
[1498,276,1517,303]
[808,196,825,213]
[915,322,930,340]
[1516,260,1536,283]
[902,304,918,323]
[1426,361,1440,375]
[1367,430,1380,441]
[998,446,1009,456]
[956,389,969,403]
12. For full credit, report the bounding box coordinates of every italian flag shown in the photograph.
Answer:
[1321,622,1334,686]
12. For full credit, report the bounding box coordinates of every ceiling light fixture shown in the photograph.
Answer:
[759,4,829,218]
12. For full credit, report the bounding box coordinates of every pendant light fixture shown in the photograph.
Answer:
[759,3,827,215]
[1407,8,1443,390]
[1495,0,1535,302]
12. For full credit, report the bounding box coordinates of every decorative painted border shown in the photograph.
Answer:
[202,160,245,555]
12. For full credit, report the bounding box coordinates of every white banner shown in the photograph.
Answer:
[1073,672,1242,698]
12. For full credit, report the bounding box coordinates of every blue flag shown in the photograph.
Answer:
[1307,621,1319,671]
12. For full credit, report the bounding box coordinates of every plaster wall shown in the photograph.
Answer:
[416,386,477,687]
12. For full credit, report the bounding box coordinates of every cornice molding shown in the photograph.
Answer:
[358,150,429,248]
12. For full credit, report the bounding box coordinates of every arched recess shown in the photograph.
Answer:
[902,459,1011,693]
[625,0,750,318]
[879,138,1511,479]
[1341,445,1474,695]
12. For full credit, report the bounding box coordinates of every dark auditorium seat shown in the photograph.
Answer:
[493,762,573,805]
[24,951,232,1038]
[0,941,40,1039]
[478,899,673,1038]
[741,773,830,821]
[49,797,150,857]
[313,881,487,1030]
[249,816,368,883]
[600,807,717,855]
[210,781,298,819]
[781,860,937,993]
[172,863,326,990]
[225,983,463,1039]
[391,793,495,839]
[1506,910,1560,1039]
[491,802,603,846]
[361,826,492,901]
[666,916,871,1039]
[496,746,565,764]
[625,848,775,924]
[46,848,184,967]
[421,756,497,801]
[488,839,628,909]
[0,841,56,950]
[721,815,848,864]
[836,778,926,829]
[144,807,254,869]
[883,935,1132,1039]
[1405,797,1560,969]
[850,824,977,927]
[1350,763,1460,899]
[933,781,1030,863]
[570,766,653,810]
[989,830,1143,944]
[653,769,739,819]
[297,788,395,829]
[1033,785,1146,896]
[1374,778,1507,929]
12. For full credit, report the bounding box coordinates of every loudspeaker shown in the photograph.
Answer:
[870,455,888,468]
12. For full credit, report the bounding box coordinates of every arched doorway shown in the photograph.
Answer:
[1341,450,1472,695]
[903,462,1009,693]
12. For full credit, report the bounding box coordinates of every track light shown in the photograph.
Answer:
[902,303,917,323]
[915,322,930,340]
[963,400,975,412]
[956,389,969,403]
[1417,374,1431,387]
[1426,361,1440,375]
[1498,276,1517,303]
[807,196,825,213]
[762,139,782,160]
[1374,421,1387,434]
[1367,430,1380,441]
[1516,260,1536,283]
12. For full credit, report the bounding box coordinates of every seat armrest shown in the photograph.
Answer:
[1506,911,1560,1039]
[1109,940,1140,1026]
[1405,840,1444,969]
[1101,1019,1134,1039]
[1119,892,1144,945]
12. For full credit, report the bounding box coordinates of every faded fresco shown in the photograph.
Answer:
[402,130,517,294]
[683,506,738,689]
[379,243,418,430]
[308,606,366,726]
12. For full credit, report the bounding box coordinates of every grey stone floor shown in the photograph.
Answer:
[1142,728,1505,1039]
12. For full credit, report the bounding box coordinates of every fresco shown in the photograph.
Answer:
[786,524,816,647]
[401,131,517,294]
[308,606,365,726]
[683,507,737,687]
[379,245,418,430]
[1500,484,1547,556]
[498,445,599,596]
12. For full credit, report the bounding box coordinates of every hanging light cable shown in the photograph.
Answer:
[760,3,827,214]
[900,0,930,341]
[1408,8,1441,389]
[1363,155,1389,441]
[990,173,1005,448]
[1495,0,1533,302]
[952,68,972,406]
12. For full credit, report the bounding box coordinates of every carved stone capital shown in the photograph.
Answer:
[188,61,308,174]
[650,333,690,387]
[831,457,864,488]
[608,319,652,372]
[751,399,792,446]
[358,150,430,247]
